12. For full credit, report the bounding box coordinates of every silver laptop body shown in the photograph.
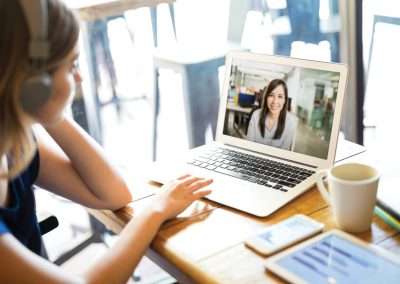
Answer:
[151,51,348,217]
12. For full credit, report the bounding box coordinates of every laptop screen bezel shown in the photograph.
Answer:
[216,51,348,169]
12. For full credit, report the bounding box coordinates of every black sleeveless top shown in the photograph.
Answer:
[0,151,42,255]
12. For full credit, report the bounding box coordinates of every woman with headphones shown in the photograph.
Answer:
[0,0,213,282]
[246,79,298,150]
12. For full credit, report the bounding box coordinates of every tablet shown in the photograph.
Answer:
[265,230,400,284]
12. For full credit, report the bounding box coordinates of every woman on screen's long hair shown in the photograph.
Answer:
[258,79,289,139]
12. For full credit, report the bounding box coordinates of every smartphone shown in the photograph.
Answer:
[245,214,324,256]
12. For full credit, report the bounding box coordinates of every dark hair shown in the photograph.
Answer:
[258,79,288,139]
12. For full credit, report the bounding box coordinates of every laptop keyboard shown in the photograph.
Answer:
[188,147,315,192]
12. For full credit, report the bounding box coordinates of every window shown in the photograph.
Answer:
[240,0,340,62]
[362,0,400,178]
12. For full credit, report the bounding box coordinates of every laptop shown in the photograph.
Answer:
[151,51,348,217]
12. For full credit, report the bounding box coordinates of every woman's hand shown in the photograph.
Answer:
[151,175,213,221]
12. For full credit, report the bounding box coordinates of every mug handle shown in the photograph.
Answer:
[316,170,330,205]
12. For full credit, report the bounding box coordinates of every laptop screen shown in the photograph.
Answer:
[222,57,341,160]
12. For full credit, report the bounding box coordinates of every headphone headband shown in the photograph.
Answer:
[18,0,53,114]
[18,0,49,62]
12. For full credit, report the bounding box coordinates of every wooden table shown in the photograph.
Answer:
[88,150,400,283]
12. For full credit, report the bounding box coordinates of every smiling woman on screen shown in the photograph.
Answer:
[246,79,298,150]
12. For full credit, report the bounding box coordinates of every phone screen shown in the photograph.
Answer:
[259,217,319,247]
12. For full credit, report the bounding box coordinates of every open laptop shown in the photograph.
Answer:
[151,51,348,217]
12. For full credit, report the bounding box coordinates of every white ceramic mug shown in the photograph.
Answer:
[317,163,380,233]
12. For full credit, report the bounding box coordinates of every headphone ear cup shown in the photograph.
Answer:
[20,73,53,114]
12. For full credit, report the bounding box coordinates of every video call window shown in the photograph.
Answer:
[223,59,340,159]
